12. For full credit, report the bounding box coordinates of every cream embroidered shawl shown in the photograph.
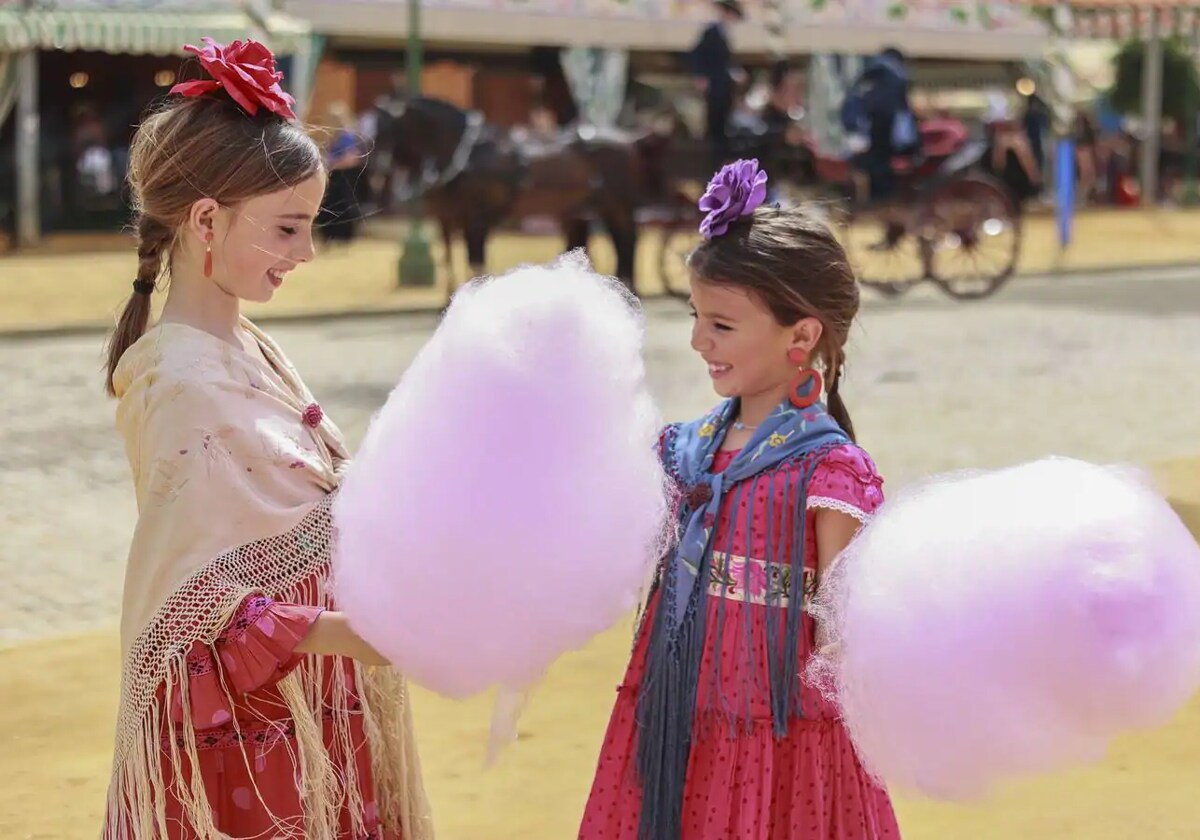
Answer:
[106,317,433,840]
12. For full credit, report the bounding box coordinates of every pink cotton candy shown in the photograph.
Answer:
[332,253,671,699]
[808,457,1200,801]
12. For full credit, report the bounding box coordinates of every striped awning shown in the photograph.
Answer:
[1015,1,1200,39]
[0,8,311,55]
[0,9,32,51]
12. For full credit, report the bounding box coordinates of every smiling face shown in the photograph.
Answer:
[689,276,822,403]
[206,173,325,303]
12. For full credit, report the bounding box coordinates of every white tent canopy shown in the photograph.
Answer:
[285,0,1049,61]
[2,0,316,248]
[0,0,310,55]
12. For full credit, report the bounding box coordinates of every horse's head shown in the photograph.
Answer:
[372,95,470,174]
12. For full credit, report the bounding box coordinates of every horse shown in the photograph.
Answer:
[370,95,672,297]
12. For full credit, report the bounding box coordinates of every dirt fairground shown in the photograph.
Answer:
[3,269,1200,838]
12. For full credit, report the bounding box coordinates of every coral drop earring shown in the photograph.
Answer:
[203,231,214,278]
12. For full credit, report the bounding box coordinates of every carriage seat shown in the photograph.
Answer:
[891,118,970,174]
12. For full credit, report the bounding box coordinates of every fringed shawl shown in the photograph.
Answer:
[105,318,433,839]
[635,398,850,840]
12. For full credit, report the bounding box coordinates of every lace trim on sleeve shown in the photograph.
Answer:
[806,495,871,524]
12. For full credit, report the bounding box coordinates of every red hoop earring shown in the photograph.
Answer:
[203,231,214,278]
[787,348,823,409]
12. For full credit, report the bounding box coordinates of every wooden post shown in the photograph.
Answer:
[1140,16,1163,205]
[15,47,38,249]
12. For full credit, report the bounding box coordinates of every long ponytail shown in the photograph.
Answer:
[104,216,171,396]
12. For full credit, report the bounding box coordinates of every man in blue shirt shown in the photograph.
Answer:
[844,47,917,202]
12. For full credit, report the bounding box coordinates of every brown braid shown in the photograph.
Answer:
[824,348,856,442]
[104,216,172,396]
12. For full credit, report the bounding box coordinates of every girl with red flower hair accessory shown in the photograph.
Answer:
[101,37,433,840]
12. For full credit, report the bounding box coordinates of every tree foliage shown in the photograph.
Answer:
[1110,37,1200,124]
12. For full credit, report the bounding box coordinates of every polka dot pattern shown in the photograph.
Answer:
[578,445,900,839]
[137,583,398,839]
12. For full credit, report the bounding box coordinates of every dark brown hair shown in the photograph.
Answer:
[104,94,323,395]
[687,205,860,440]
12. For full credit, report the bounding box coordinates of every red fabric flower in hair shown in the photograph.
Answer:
[170,37,297,121]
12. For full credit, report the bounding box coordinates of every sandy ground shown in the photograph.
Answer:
[2,265,1200,838]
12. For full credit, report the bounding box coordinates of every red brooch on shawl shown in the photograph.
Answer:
[302,403,324,428]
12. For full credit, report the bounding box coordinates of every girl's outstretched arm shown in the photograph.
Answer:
[296,611,390,666]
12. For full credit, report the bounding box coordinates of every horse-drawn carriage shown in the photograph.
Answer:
[371,95,1022,303]
[656,116,1023,300]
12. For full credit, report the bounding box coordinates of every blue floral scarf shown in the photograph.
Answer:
[635,397,850,840]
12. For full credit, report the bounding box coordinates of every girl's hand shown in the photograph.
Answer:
[297,611,391,667]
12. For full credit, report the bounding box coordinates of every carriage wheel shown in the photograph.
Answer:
[924,174,1021,301]
[658,220,701,300]
[657,188,704,301]
[839,202,928,298]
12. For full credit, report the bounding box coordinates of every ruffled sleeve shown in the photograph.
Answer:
[807,444,885,523]
[172,594,324,728]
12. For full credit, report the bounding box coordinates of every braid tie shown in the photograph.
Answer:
[134,215,170,295]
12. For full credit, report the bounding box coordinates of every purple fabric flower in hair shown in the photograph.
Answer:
[698,158,769,239]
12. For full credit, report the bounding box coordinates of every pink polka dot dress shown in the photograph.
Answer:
[153,572,397,839]
[578,444,901,840]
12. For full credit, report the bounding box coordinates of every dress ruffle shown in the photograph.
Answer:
[807,445,886,522]
[171,595,323,728]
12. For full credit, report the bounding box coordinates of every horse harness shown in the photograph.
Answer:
[400,109,487,203]
[400,108,602,207]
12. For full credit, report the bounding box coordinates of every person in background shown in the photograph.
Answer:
[841,48,918,246]
[761,59,803,131]
[1021,90,1051,182]
[984,90,1041,202]
[1074,109,1099,205]
[688,0,746,169]
[318,101,366,245]
[760,60,808,200]
[842,47,917,203]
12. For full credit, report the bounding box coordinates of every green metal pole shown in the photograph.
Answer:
[397,0,437,287]
[1185,83,1198,205]
[1185,25,1200,205]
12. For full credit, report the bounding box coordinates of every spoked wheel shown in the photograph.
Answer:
[840,204,928,298]
[657,189,703,301]
[658,219,702,300]
[924,174,1021,300]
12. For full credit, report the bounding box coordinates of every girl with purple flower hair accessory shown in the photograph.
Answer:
[579,163,899,839]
